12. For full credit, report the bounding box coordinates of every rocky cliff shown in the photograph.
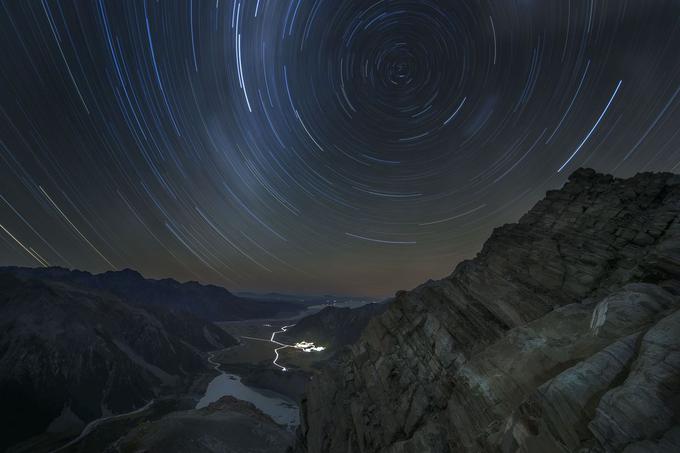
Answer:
[294,169,680,453]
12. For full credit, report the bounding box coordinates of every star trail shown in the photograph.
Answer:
[1,1,680,296]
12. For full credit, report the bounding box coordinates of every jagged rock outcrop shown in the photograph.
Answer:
[293,169,680,453]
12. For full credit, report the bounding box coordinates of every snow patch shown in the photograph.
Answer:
[590,300,609,335]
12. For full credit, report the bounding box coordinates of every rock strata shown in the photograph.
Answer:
[293,169,680,453]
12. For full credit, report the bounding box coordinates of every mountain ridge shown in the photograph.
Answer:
[2,266,305,321]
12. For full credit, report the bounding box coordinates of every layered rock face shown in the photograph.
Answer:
[294,169,680,453]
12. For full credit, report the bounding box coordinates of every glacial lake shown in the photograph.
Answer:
[196,373,299,429]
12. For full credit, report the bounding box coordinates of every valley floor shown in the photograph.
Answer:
[12,316,331,453]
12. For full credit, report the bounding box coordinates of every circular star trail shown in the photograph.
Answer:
[1,1,680,296]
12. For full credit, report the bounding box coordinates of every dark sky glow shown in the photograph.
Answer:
[1,1,680,296]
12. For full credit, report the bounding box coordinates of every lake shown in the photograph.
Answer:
[196,372,299,430]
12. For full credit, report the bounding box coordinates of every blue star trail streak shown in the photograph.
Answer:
[1,1,680,296]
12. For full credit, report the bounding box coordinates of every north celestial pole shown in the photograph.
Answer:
[1,1,679,296]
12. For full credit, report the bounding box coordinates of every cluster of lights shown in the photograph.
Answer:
[293,341,326,353]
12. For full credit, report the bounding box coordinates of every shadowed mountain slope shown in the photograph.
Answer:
[0,271,237,451]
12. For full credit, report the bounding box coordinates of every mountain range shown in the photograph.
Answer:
[0,269,241,451]
[3,267,306,321]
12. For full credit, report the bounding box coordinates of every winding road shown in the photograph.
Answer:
[241,324,296,371]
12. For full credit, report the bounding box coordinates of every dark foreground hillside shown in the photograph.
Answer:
[294,169,680,453]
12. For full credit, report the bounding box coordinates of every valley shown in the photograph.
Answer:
[0,266,379,452]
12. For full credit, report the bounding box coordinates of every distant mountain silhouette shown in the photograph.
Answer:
[3,267,305,321]
[235,290,379,305]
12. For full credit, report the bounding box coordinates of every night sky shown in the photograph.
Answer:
[1,1,680,297]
